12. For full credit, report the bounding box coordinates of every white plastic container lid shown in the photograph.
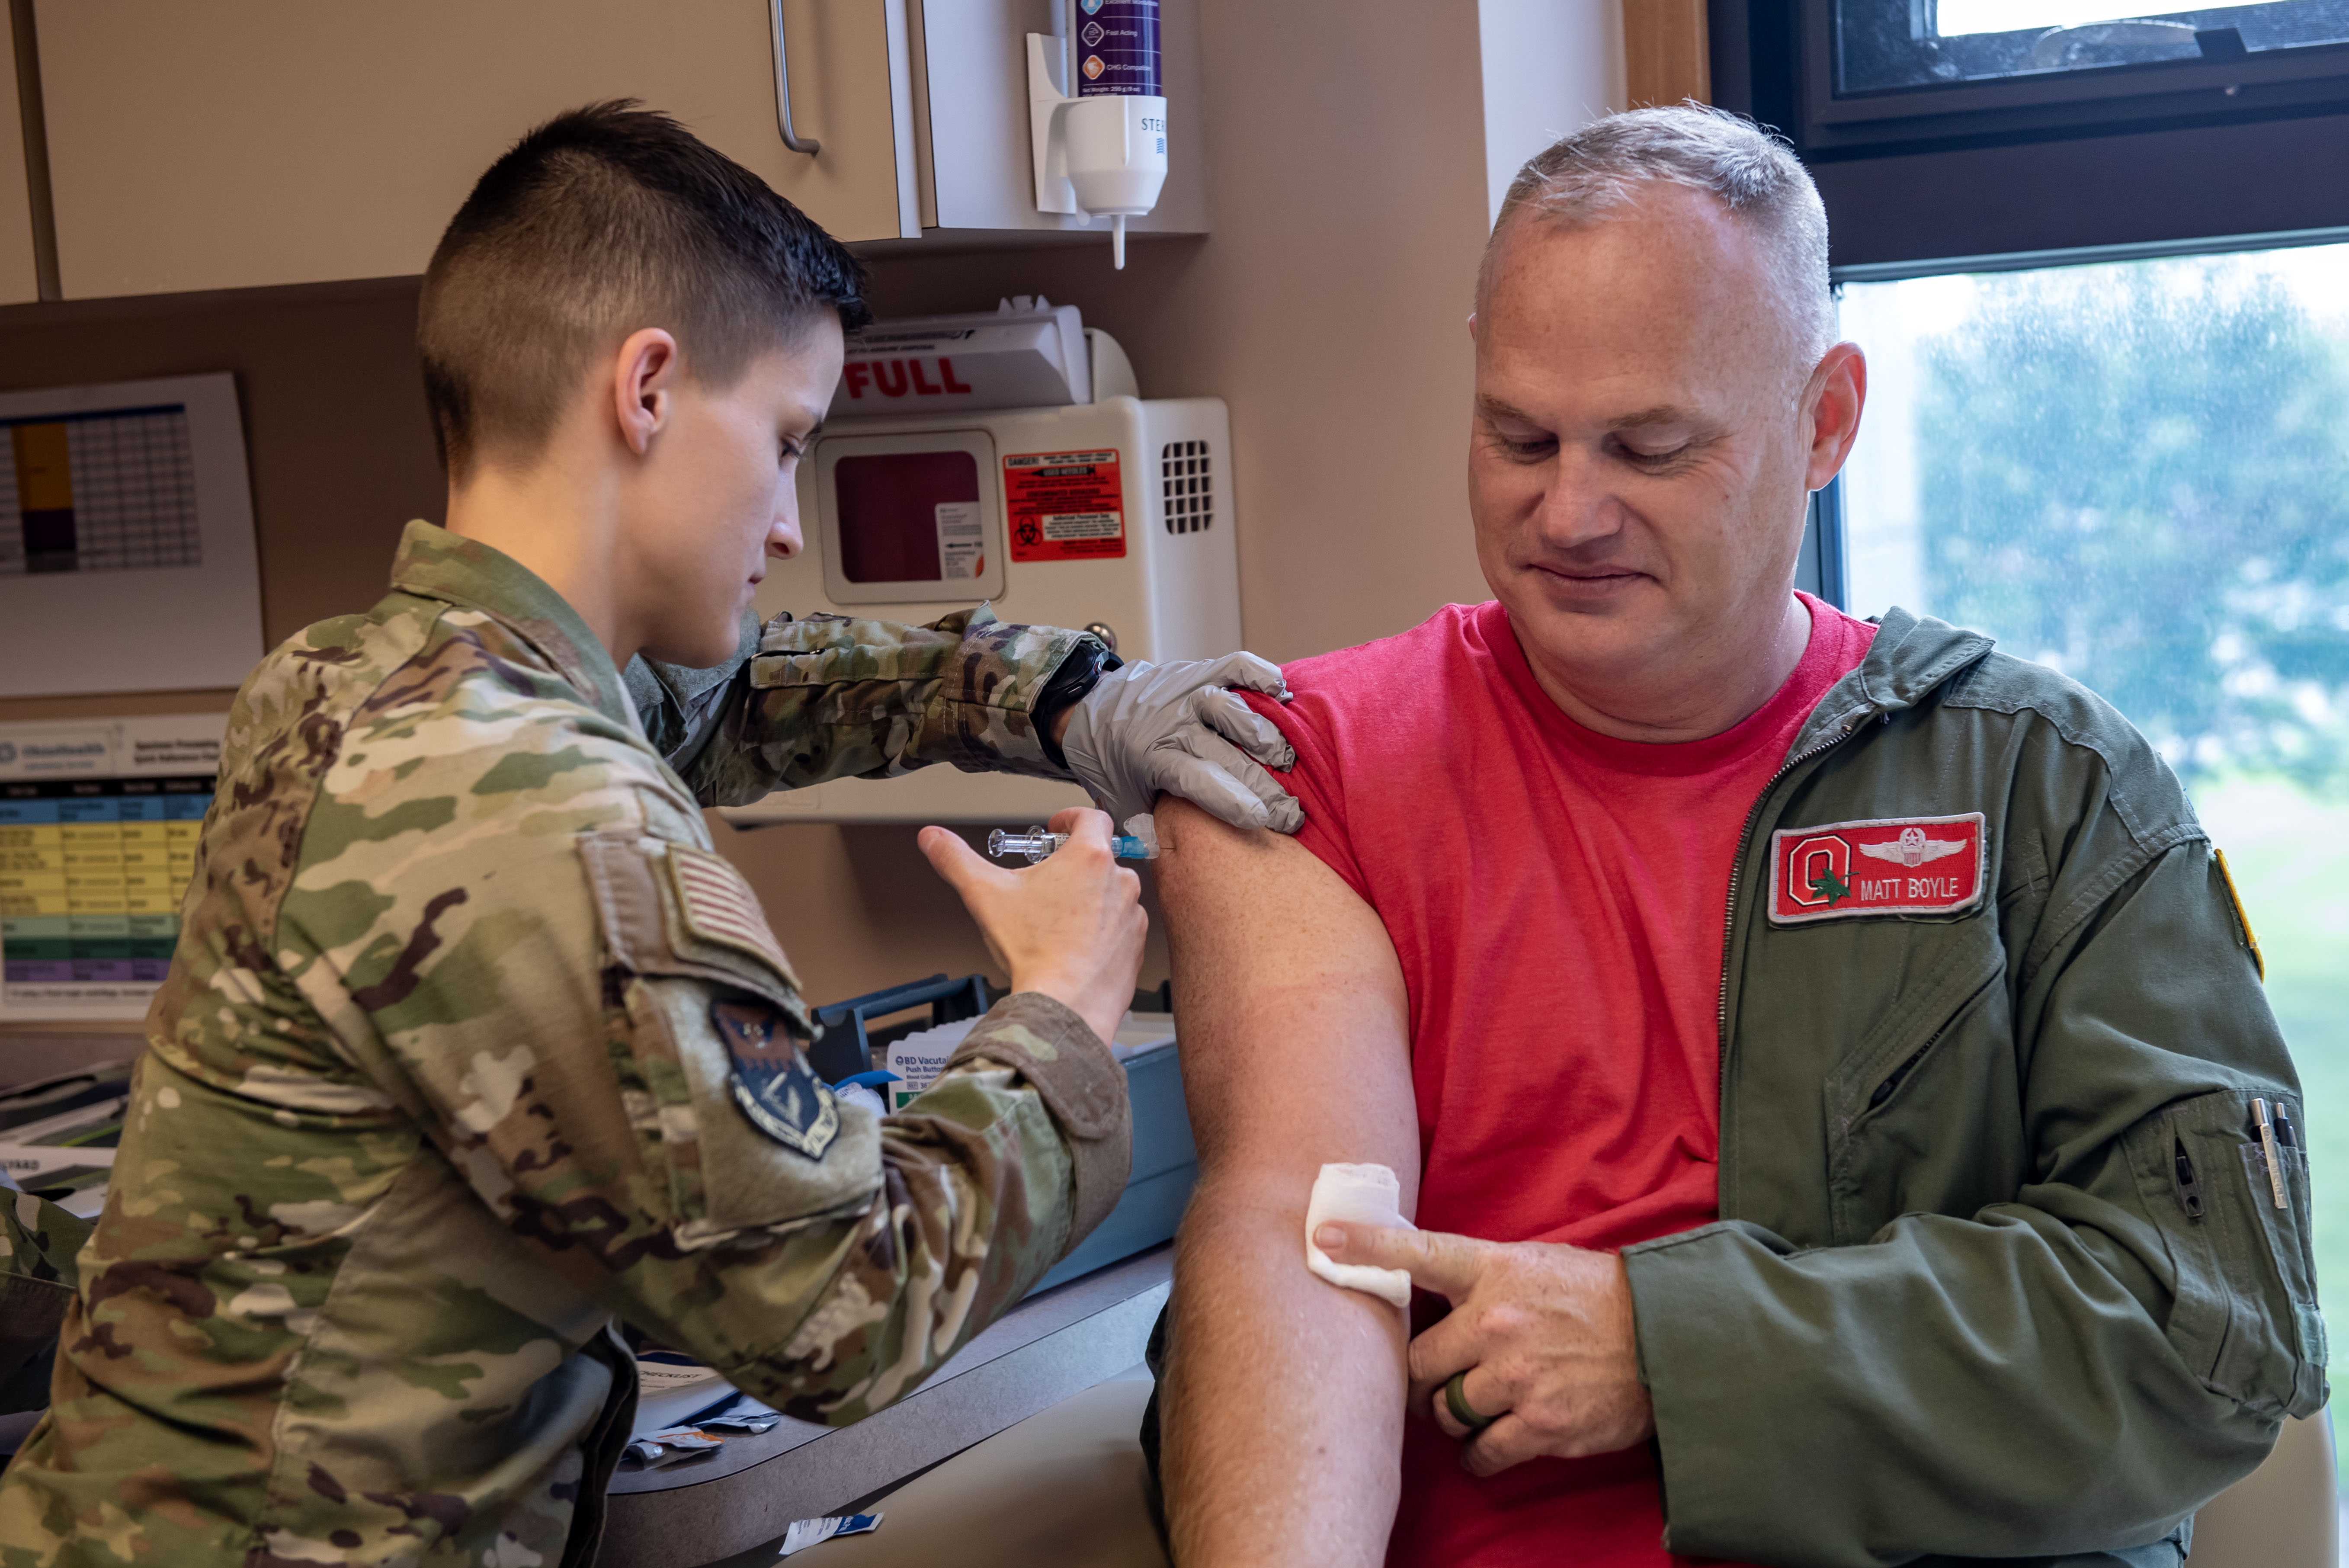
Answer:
[831,297,1092,420]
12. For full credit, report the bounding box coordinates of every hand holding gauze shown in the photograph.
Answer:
[1305,1163,1413,1308]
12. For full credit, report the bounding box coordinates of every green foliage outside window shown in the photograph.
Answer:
[1910,260,2349,787]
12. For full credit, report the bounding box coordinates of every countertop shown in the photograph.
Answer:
[595,1244,1172,1568]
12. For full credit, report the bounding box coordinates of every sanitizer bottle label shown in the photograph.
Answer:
[1077,0,1161,97]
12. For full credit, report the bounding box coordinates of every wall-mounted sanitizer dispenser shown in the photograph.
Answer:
[1031,0,1169,268]
[721,297,1237,828]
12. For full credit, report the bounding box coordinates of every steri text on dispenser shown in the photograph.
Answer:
[725,296,1237,827]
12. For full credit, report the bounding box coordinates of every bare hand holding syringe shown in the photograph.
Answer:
[917,807,1147,1046]
[988,814,1161,864]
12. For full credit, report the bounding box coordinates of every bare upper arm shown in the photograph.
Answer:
[1152,797,1420,1213]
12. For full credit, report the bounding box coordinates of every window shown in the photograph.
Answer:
[1834,0,2349,99]
[1836,245,2349,1489]
[1804,0,2349,145]
[1712,0,2349,265]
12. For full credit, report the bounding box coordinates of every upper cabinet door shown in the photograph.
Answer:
[35,0,919,300]
[0,19,39,305]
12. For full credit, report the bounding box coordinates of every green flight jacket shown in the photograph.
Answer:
[1623,608,2323,1568]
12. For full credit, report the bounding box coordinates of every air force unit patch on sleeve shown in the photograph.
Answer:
[712,998,840,1160]
[1769,812,1987,924]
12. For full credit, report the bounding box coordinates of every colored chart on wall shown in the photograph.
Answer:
[1,780,211,983]
[0,406,202,577]
[0,374,260,700]
[0,715,224,1022]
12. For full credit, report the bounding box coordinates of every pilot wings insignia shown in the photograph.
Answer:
[1856,826,1968,869]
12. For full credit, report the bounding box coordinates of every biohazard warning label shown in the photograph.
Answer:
[1004,450,1126,562]
[1767,812,1987,924]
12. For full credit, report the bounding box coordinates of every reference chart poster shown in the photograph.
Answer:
[0,374,263,699]
[0,404,202,577]
[0,715,224,1022]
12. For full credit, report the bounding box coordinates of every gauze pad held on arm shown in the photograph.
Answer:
[1305,1163,1413,1309]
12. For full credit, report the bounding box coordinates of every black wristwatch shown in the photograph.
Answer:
[1035,636,1123,768]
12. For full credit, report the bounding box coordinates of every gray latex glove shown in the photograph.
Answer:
[1059,654,1304,834]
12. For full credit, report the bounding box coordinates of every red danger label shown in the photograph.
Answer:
[1004,450,1126,562]
[1767,813,1987,924]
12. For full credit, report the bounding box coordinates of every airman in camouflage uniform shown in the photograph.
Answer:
[0,521,1134,1566]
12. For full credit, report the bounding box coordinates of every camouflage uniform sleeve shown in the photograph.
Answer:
[625,612,760,786]
[285,725,1129,1425]
[633,607,1095,808]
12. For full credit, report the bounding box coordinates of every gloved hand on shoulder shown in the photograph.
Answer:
[1058,653,1304,834]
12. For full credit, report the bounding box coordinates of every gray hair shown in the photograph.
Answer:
[1481,105,1834,363]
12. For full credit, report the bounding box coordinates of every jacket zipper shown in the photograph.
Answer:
[1868,1042,1934,1110]
[1715,706,1881,1139]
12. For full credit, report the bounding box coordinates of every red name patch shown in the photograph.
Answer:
[1767,813,1987,925]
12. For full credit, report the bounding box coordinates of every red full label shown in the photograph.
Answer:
[1003,450,1126,561]
[1767,812,1987,924]
[839,356,977,402]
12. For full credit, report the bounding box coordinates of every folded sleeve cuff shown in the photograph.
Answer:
[947,991,1133,1256]
[1622,1223,1775,1558]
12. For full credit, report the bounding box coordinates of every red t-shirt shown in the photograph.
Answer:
[1250,593,1875,1568]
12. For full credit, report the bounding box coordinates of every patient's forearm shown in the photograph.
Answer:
[1163,1175,1408,1567]
[1149,798,1418,1563]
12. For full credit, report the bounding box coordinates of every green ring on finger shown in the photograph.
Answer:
[1444,1370,1496,1434]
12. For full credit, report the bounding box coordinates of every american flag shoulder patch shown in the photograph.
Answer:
[666,845,800,984]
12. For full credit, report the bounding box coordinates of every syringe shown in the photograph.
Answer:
[987,814,1160,864]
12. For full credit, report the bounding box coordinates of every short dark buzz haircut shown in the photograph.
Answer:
[418,101,871,478]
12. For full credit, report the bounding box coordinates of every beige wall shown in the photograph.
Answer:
[0,0,1505,1040]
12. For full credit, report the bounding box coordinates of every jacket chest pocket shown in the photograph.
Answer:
[1821,916,2018,1246]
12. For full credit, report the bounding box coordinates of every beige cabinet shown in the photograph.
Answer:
[0,19,38,305]
[33,2,1208,301]
[35,0,920,300]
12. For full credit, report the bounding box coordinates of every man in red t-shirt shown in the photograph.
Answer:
[1144,108,2312,1568]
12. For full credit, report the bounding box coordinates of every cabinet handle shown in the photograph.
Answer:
[768,0,821,154]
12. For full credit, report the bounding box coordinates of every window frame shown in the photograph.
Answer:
[1785,0,2349,146]
[1798,484,1850,609]
[1716,0,2349,265]
[1807,0,2349,134]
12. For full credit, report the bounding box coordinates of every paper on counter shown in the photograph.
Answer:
[629,1351,733,1437]
[1305,1163,1413,1309]
[623,1427,727,1469]
[778,1513,883,1556]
